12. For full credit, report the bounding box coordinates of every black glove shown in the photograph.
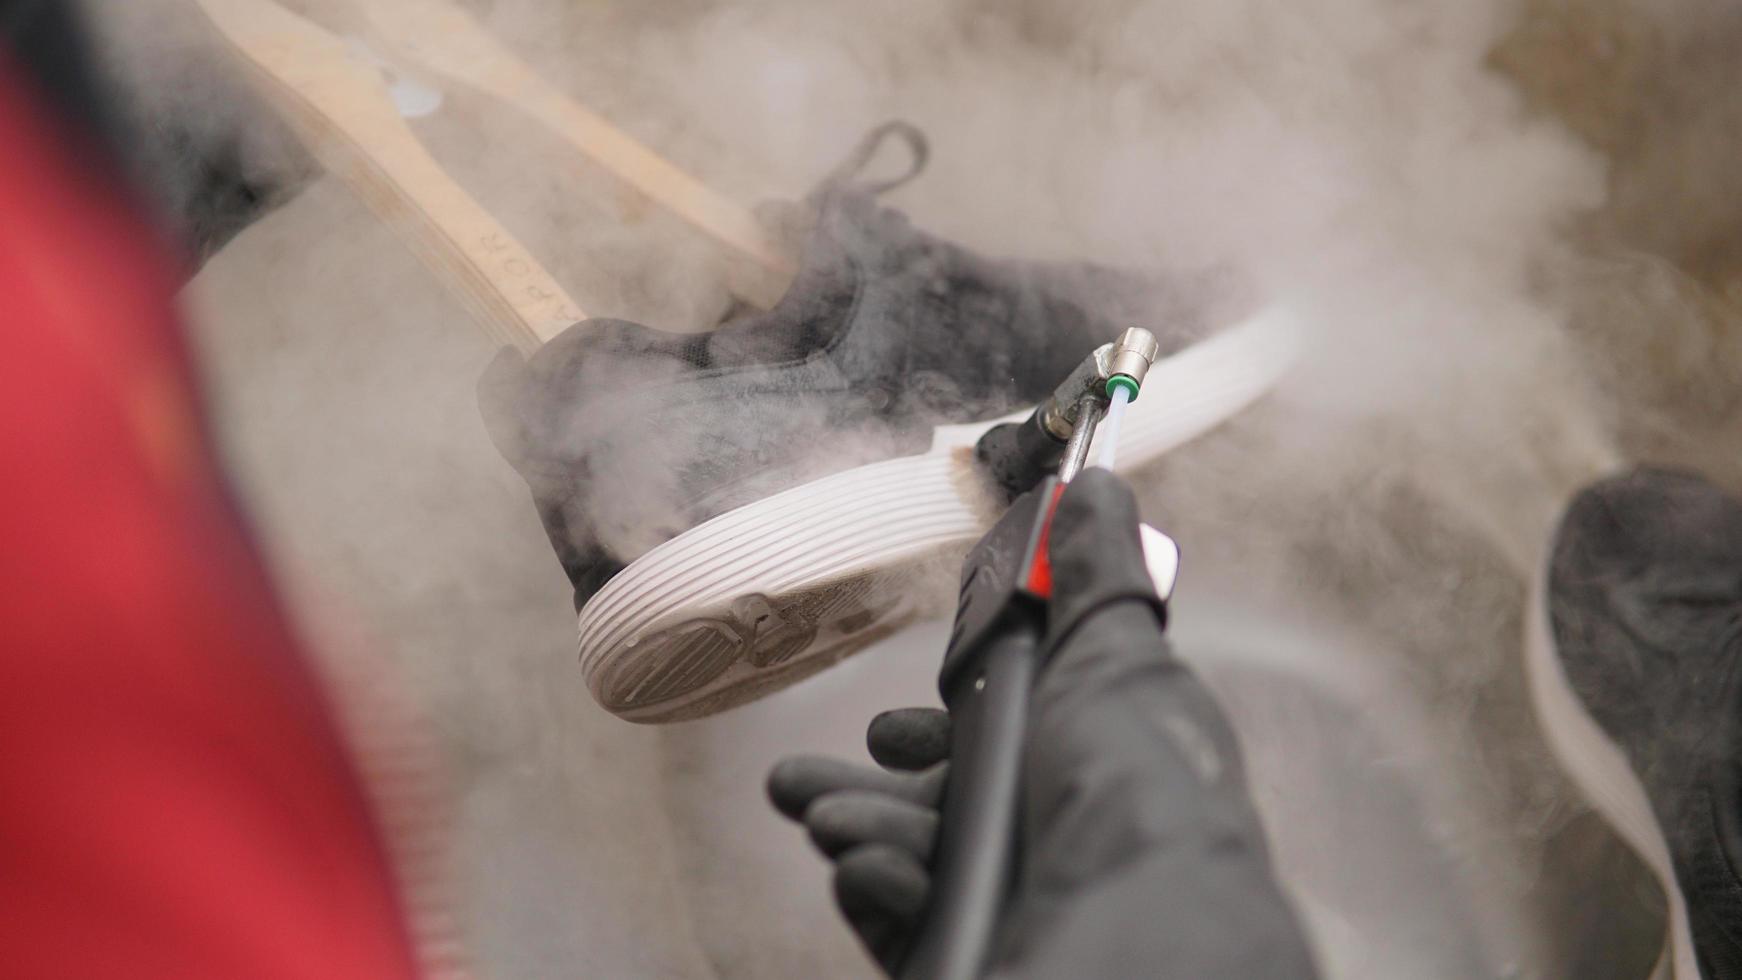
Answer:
[769,470,1320,978]
[767,706,952,972]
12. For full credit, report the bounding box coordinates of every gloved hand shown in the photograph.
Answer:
[766,705,952,972]
[769,469,1320,979]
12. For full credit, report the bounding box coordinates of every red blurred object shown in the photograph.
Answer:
[0,57,420,980]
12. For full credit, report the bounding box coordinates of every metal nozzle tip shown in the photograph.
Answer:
[1116,327,1160,360]
[1107,328,1160,391]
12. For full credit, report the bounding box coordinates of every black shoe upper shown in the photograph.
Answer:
[479,131,1230,610]
[1548,466,1742,978]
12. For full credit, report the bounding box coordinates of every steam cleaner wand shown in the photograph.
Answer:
[900,329,1161,980]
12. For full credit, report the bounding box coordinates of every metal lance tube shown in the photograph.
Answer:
[1056,393,1104,482]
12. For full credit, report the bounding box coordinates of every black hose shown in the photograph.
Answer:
[900,622,1043,980]
[974,410,1066,503]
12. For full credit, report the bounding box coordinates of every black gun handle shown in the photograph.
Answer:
[973,412,1065,503]
[900,622,1043,980]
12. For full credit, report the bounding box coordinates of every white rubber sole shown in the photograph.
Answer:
[1524,555,1700,979]
[577,306,1303,722]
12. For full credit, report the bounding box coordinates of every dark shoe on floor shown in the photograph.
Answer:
[1532,466,1742,978]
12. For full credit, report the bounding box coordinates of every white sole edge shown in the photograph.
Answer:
[579,306,1302,722]
[1524,555,1699,980]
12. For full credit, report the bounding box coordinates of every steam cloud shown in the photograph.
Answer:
[83,0,1742,977]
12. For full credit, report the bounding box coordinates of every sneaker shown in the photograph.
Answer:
[482,129,1301,723]
[1529,467,1742,978]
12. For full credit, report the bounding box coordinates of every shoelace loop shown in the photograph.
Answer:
[820,120,930,197]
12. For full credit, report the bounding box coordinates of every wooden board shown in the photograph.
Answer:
[194,0,585,351]
[361,0,795,309]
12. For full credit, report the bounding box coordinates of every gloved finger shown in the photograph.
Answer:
[476,345,531,465]
[805,789,938,860]
[767,755,946,821]
[1044,467,1167,656]
[867,707,951,771]
[835,843,931,973]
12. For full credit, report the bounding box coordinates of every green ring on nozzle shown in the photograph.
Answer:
[1105,375,1140,401]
